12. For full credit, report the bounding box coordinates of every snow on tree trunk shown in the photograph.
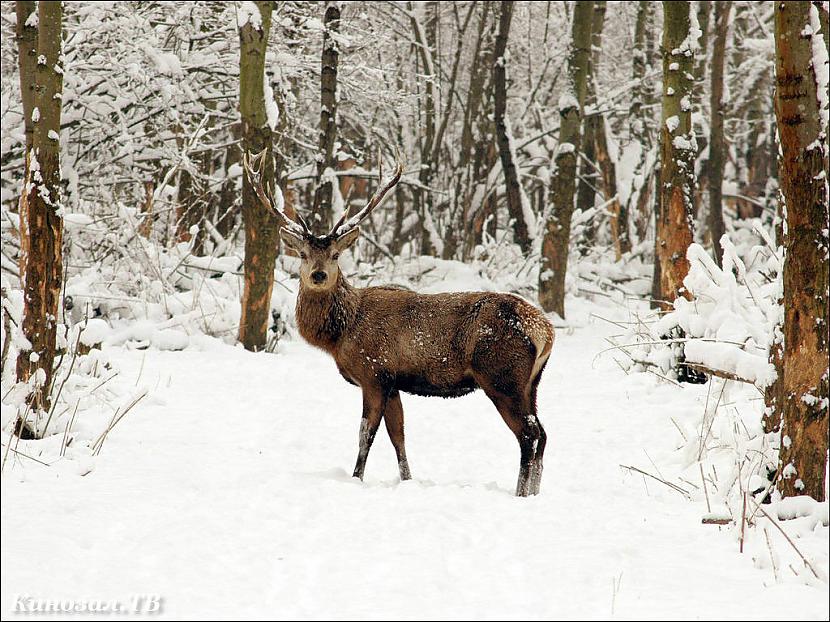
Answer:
[15,0,64,438]
[538,1,593,318]
[310,1,340,235]
[772,0,829,502]
[707,1,731,266]
[238,1,278,352]
[655,1,697,310]
[493,0,531,255]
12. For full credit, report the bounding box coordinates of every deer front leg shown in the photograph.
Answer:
[352,386,385,481]
[383,391,411,481]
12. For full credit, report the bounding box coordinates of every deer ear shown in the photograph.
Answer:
[336,227,360,251]
[280,227,304,253]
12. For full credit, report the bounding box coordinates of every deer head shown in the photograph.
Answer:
[242,150,402,292]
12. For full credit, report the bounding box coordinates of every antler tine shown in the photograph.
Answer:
[329,154,403,238]
[242,148,307,236]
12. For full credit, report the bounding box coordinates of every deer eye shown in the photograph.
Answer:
[332,252,340,260]
[300,252,307,260]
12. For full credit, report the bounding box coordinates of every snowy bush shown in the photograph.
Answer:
[615,226,782,388]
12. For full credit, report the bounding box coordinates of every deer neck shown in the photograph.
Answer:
[296,273,357,352]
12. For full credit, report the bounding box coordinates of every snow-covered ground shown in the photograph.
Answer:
[2,296,828,620]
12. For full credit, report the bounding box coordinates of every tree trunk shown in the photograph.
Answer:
[15,0,64,438]
[595,117,628,258]
[707,1,732,265]
[539,1,593,317]
[238,2,278,352]
[772,0,829,501]
[655,1,696,309]
[175,165,206,256]
[493,0,531,255]
[15,1,37,155]
[576,1,605,244]
[585,1,628,259]
[310,1,340,235]
[629,1,656,246]
[216,131,241,239]
[693,1,711,110]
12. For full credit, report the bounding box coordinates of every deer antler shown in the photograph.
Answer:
[329,154,403,238]
[242,149,310,237]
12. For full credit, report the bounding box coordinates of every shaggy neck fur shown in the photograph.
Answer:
[295,273,358,353]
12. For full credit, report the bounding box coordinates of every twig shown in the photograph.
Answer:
[0,443,52,467]
[764,527,779,583]
[619,464,691,498]
[740,491,747,553]
[752,498,822,580]
[700,462,712,514]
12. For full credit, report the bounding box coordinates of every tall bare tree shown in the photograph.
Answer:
[581,1,628,259]
[15,1,37,155]
[707,1,732,265]
[772,0,828,501]
[310,1,340,234]
[575,2,605,241]
[493,0,531,254]
[655,1,697,309]
[15,0,65,437]
[629,0,656,245]
[539,1,593,317]
[238,1,278,352]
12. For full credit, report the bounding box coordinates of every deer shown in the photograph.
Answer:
[243,150,554,496]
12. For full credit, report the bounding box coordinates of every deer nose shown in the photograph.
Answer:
[311,270,327,284]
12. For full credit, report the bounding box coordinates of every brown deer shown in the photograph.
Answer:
[243,151,554,496]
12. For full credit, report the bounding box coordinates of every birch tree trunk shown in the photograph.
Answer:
[238,1,278,352]
[538,1,593,317]
[493,0,531,254]
[655,1,696,309]
[15,0,64,438]
[772,0,829,501]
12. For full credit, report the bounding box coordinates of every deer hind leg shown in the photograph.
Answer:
[477,377,545,497]
[383,391,412,481]
[526,363,548,496]
[353,386,386,481]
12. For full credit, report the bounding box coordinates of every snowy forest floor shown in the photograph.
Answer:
[1,296,828,620]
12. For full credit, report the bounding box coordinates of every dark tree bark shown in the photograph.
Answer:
[772,0,829,501]
[493,0,531,255]
[238,1,278,352]
[655,1,696,309]
[707,1,732,265]
[216,131,241,239]
[539,1,593,317]
[310,1,340,235]
[175,165,206,256]
[15,0,64,437]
